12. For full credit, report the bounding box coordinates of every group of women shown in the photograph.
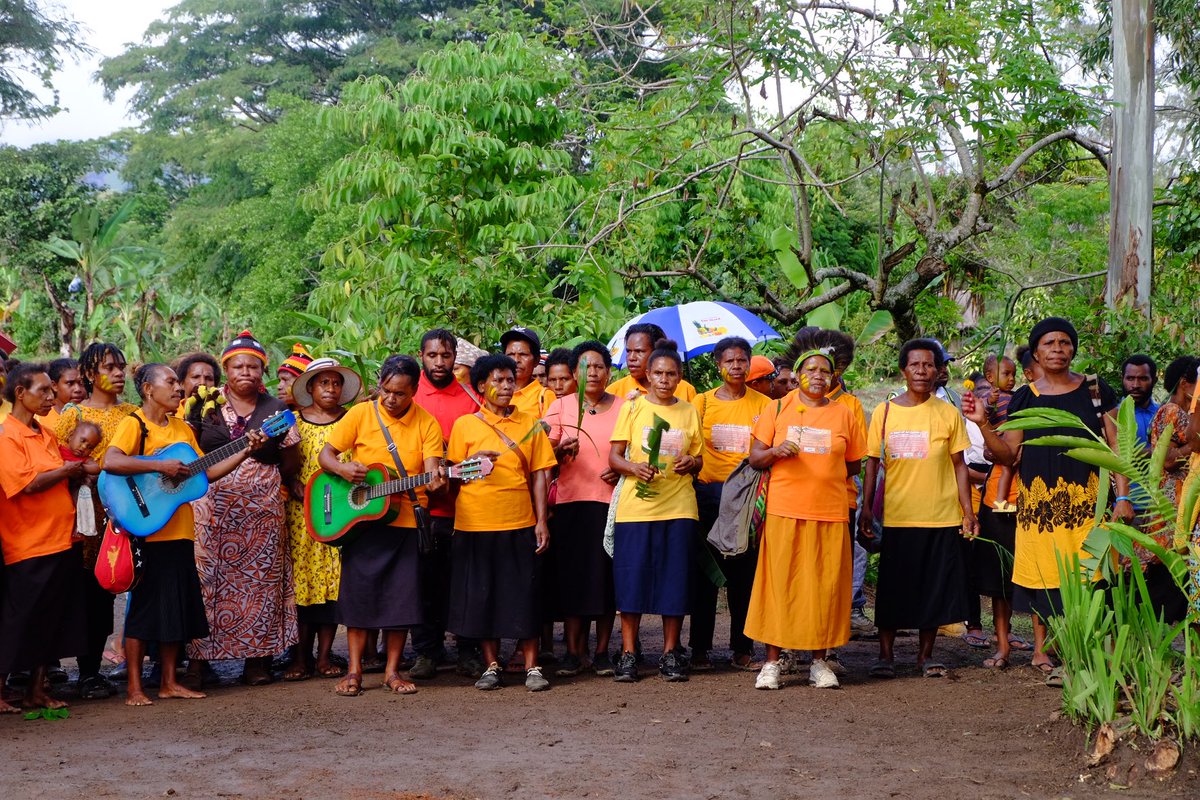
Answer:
[0,314,1195,712]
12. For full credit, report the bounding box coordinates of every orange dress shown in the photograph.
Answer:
[743,395,866,650]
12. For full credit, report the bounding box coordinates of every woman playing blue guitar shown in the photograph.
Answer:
[103,363,267,707]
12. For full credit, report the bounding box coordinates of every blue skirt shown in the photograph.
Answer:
[612,519,693,616]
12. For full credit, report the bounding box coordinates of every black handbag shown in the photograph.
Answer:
[372,401,436,555]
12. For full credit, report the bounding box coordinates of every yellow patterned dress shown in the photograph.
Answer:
[285,414,342,609]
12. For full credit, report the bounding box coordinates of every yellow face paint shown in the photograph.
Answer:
[719,367,731,384]
[96,374,114,393]
[486,384,499,402]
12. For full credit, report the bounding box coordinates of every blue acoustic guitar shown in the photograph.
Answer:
[98,410,296,537]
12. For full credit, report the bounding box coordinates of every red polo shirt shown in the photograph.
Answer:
[414,372,480,517]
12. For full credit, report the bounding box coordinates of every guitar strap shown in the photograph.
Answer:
[372,401,424,514]
[473,411,531,476]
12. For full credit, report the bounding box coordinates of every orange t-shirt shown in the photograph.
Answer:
[752,395,867,523]
[325,400,444,528]
[828,385,866,508]
[446,407,557,532]
[511,380,556,420]
[0,416,75,564]
[692,387,770,484]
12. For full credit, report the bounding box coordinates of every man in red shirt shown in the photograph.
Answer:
[411,329,483,679]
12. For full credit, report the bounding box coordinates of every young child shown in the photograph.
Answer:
[60,419,103,474]
[60,419,102,538]
[983,354,1017,512]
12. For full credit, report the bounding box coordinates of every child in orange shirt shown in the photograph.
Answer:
[983,354,1017,512]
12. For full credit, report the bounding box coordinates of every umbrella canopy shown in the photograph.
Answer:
[607,301,782,367]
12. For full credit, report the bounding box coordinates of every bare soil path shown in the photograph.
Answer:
[4,628,1196,799]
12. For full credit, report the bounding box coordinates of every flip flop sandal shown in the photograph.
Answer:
[1007,634,1033,651]
[335,673,363,697]
[962,631,989,648]
[384,673,418,695]
[282,666,312,682]
[869,660,896,679]
[239,671,273,687]
[1045,667,1065,688]
[922,662,948,678]
[982,655,1009,670]
[360,654,386,674]
[1030,660,1056,675]
[731,655,764,672]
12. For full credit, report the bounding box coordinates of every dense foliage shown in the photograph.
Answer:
[0,0,1196,393]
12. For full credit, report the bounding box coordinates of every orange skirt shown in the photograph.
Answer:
[743,515,851,651]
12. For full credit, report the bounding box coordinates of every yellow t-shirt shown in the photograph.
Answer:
[611,398,703,523]
[108,410,202,543]
[607,374,697,403]
[693,387,770,484]
[511,380,556,419]
[446,407,557,532]
[866,398,969,527]
[325,400,444,528]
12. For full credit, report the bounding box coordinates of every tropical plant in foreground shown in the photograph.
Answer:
[1009,397,1200,744]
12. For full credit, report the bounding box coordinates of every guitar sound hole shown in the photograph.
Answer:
[159,476,186,495]
[348,487,369,510]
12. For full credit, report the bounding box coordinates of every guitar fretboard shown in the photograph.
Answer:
[363,472,434,500]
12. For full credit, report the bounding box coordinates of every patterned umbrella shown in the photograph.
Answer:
[607,301,781,367]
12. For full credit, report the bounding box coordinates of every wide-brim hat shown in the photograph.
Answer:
[291,357,362,408]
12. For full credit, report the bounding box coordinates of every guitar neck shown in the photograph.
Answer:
[364,471,434,500]
[186,433,254,477]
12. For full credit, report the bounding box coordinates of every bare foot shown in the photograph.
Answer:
[158,684,206,700]
[126,691,154,706]
[0,699,19,714]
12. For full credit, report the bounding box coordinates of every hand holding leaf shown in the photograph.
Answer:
[635,414,671,500]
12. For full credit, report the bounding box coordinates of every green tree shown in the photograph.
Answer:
[0,140,109,354]
[98,0,480,134]
[563,0,1111,340]
[308,33,587,355]
[0,0,87,120]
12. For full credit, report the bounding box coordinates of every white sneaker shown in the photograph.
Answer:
[755,661,783,690]
[809,659,840,689]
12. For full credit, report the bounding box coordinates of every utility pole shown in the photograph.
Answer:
[1107,0,1154,319]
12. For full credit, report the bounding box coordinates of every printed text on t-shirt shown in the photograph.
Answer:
[887,430,929,460]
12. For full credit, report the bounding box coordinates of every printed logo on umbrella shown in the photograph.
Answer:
[692,318,729,338]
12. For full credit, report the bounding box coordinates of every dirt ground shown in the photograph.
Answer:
[3,614,1198,800]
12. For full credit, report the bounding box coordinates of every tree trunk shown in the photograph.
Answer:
[1107,0,1154,318]
[40,274,77,357]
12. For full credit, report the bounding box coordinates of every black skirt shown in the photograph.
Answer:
[875,526,969,630]
[972,506,1015,599]
[448,527,542,640]
[549,501,615,619]
[0,548,86,673]
[336,523,422,630]
[125,539,210,643]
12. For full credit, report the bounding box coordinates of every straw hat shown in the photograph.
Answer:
[290,357,363,408]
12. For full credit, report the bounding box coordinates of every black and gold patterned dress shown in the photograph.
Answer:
[1009,377,1116,605]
